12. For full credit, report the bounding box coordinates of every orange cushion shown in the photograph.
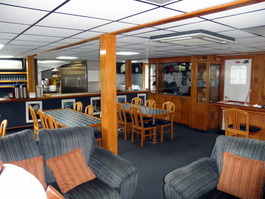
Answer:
[46,185,65,199]
[46,148,96,193]
[217,152,265,199]
[8,156,47,189]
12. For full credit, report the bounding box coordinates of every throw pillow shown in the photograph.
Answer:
[217,152,265,199]
[7,155,47,189]
[46,148,96,193]
[46,185,65,199]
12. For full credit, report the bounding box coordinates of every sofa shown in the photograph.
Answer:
[0,126,138,199]
[164,135,265,199]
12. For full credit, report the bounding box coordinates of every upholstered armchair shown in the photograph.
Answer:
[38,126,138,199]
[164,135,265,199]
[0,126,138,199]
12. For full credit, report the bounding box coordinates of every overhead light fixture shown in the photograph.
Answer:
[56,56,78,60]
[150,30,235,46]
[0,44,4,50]
[116,52,140,55]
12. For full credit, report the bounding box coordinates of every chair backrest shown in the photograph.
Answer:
[0,119,8,137]
[38,126,96,184]
[117,103,128,124]
[74,101,83,112]
[46,115,58,129]
[130,106,144,128]
[210,135,265,173]
[225,108,250,137]
[29,105,40,132]
[84,105,94,116]
[162,101,175,121]
[37,110,48,129]
[145,99,156,108]
[131,97,141,105]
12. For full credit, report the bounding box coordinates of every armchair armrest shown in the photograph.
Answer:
[164,158,219,199]
[89,147,137,189]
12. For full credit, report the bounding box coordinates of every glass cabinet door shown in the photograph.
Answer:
[196,63,206,103]
[149,64,156,93]
[209,64,220,103]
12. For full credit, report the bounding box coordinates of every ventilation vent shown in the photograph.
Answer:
[150,30,235,46]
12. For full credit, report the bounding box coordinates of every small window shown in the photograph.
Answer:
[230,65,246,84]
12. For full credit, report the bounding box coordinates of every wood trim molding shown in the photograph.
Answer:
[26,56,35,93]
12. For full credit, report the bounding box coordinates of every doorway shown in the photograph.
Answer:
[224,59,252,102]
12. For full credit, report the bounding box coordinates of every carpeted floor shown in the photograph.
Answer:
[118,123,220,199]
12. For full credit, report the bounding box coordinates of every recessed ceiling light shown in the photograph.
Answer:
[38,60,64,64]
[116,52,140,55]
[0,44,4,50]
[0,55,14,58]
[56,56,78,60]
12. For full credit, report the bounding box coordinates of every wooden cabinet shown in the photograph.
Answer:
[190,56,221,131]
[149,94,190,125]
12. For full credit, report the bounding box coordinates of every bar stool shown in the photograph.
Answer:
[225,108,261,140]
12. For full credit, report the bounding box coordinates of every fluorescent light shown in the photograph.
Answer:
[38,60,63,64]
[56,56,78,60]
[0,55,14,58]
[0,44,4,50]
[116,52,140,55]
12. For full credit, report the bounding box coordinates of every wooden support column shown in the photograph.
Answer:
[100,34,118,154]
[26,56,36,94]
[125,60,132,90]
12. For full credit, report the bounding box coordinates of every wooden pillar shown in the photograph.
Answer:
[125,60,132,90]
[26,56,36,94]
[99,34,117,154]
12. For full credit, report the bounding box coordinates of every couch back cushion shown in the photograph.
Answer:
[210,135,265,173]
[38,126,96,184]
[0,129,40,162]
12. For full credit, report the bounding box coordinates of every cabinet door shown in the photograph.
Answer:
[196,63,207,103]
[209,64,220,103]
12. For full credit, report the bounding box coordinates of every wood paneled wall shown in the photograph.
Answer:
[221,53,265,105]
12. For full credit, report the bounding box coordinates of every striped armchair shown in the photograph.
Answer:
[0,126,138,199]
[163,135,265,199]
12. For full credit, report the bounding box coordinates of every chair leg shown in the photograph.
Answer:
[124,126,127,140]
[153,129,157,144]
[160,126,164,143]
[141,130,144,147]
[131,129,134,143]
[170,123,174,140]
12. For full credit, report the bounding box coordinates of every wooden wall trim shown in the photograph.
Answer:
[26,56,35,93]
[125,60,132,90]
[100,34,118,154]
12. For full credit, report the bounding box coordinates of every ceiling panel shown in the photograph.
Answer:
[0,4,48,24]
[23,26,81,37]
[56,0,157,20]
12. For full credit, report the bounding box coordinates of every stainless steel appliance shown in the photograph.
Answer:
[60,61,88,93]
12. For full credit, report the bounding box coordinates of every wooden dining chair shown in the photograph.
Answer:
[131,97,142,105]
[225,108,260,139]
[0,119,8,137]
[29,105,41,138]
[46,115,59,129]
[74,101,83,112]
[130,106,157,147]
[84,105,94,116]
[37,110,48,129]
[117,103,132,140]
[145,99,156,108]
[156,101,175,143]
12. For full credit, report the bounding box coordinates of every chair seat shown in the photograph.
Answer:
[155,119,171,125]
[199,188,239,199]
[228,124,261,132]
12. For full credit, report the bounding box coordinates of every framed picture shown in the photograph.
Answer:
[137,93,146,105]
[61,99,75,109]
[90,97,101,115]
[25,101,42,123]
[117,95,127,103]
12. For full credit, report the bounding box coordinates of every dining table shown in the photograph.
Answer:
[122,103,173,118]
[43,108,101,128]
